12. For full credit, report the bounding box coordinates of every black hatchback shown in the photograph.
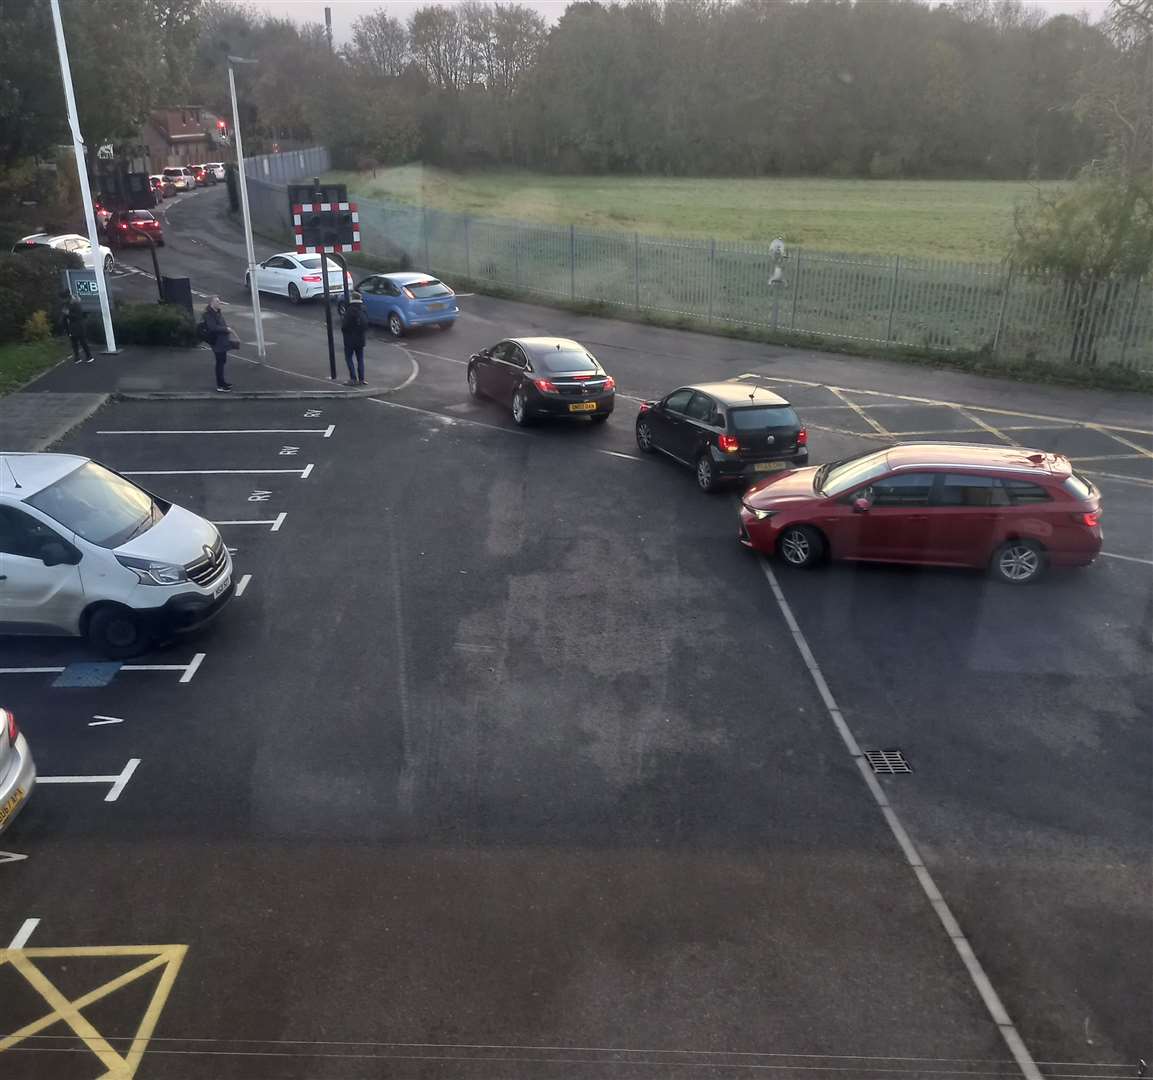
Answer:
[467,337,615,426]
[635,382,808,492]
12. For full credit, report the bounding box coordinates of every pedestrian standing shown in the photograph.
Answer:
[62,293,93,363]
[340,291,368,386]
[198,296,234,392]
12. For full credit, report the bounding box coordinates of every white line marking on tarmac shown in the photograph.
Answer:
[38,758,141,802]
[214,517,283,528]
[98,428,334,436]
[0,667,66,675]
[599,449,642,461]
[235,573,252,597]
[368,396,528,435]
[89,716,124,727]
[1100,551,1153,565]
[123,468,311,477]
[1089,425,1153,458]
[179,653,205,684]
[827,387,892,437]
[0,852,28,866]
[959,409,1018,445]
[756,556,1042,1080]
[1079,469,1153,487]
[8,918,39,949]
[271,511,287,531]
[301,463,314,479]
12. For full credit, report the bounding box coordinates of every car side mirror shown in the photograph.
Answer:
[853,496,872,514]
[40,539,78,566]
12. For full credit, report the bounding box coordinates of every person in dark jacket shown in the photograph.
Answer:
[62,294,93,363]
[340,291,368,385]
[200,296,233,391]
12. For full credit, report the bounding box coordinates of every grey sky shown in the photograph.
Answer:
[250,0,1113,44]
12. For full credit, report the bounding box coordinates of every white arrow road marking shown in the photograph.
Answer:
[89,716,124,727]
[0,852,29,866]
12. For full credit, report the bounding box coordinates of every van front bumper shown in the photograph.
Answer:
[153,580,236,635]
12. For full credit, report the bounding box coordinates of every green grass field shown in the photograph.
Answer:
[333,165,1064,263]
[0,338,64,396]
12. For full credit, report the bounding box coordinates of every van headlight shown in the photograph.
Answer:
[116,555,188,585]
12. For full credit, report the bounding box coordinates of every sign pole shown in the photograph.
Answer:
[228,58,266,358]
[321,252,336,379]
[49,0,116,353]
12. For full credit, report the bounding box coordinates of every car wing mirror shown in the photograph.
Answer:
[40,539,78,566]
[853,496,872,513]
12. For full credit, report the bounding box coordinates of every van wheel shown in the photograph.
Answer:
[86,606,152,659]
[778,525,825,569]
[990,540,1046,584]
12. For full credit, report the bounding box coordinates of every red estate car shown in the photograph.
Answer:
[739,443,1102,584]
[106,209,164,247]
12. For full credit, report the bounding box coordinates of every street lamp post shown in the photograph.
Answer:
[227,55,266,359]
[48,0,116,353]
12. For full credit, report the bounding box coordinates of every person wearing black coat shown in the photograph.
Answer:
[340,291,368,386]
[200,297,233,391]
[62,294,93,363]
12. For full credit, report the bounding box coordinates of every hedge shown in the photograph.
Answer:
[85,302,197,347]
[0,247,83,342]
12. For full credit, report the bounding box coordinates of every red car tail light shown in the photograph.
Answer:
[602,376,616,391]
[401,286,415,299]
[301,274,322,282]
[718,433,740,454]
[4,708,16,746]
[1077,510,1100,527]
[638,401,651,414]
[797,428,808,446]
[533,378,558,393]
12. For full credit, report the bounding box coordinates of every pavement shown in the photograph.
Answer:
[0,183,1149,1080]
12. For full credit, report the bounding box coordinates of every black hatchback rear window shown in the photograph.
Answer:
[728,405,799,431]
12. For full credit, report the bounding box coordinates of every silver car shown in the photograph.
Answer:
[0,708,35,835]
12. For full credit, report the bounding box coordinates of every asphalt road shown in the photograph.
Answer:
[0,183,1149,1080]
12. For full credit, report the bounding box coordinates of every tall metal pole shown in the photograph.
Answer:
[49,0,116,353]
[228,59,266,358]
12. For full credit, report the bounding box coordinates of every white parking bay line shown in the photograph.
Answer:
[98,428,335,436]
[599,449,642,461]
[1101,551,1153,566]
[235,574,252,597]
[757,556,1042,1080]
[38,758,141,802]
[123,468,313,478]
[177,653,205,683]
[7,918,39,949]
[213,513,286,531]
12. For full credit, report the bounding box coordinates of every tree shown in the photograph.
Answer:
[409,5,468,93]
[344,10,410,77]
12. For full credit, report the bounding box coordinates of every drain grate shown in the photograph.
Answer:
[865,750,912,774]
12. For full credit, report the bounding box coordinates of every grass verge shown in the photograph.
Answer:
[0,337,66,396]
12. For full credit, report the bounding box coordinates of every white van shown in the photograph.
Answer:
[161,166,194,191]
[0,454,233,657]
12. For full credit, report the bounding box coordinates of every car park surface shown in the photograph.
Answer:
[5,182,1144,1079]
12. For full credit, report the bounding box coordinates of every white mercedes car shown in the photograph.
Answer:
[244,251,352,304]
[13,233,114,273]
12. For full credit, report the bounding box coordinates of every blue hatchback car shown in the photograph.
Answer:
[352,272,460,337]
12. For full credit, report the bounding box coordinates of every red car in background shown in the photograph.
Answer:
[106,209,164,247]
[739,442,1102,584]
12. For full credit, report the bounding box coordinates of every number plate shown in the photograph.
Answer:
[0,787,25,829]
[427,303,446,311]
[754,461,788,473]
[569,402,597,412]
[212,575,231,599]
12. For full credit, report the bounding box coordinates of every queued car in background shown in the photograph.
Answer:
[0,453,235,657]
[12,233,114,273]
[468,337,615,426]
[150,173,175,199]
[245,251,352,303]
[203,162,227,182]
[635,382,808,492]
[161,166,194,191]
[738,442,1102,584]
[106,209,164,247]
[353,272,459,337]
[189,165,210,187]
[0,708,35,837]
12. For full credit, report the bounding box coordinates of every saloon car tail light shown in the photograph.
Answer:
[1077,510,1100,527]
[718,433,740,454]
[797,428,808,446]
[638,401,652,413]
[4,709,16,747]
[533,378,558,393]
[601,376,616,392]
[301,274,322,282]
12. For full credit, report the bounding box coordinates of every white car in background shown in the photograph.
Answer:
[161,166,194,191]
[245,251,352,304]
[0,708,35,837]
[12,233,114,273]
[203,162,226,181]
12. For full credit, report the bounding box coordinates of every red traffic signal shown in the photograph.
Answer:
[216,119,226,130]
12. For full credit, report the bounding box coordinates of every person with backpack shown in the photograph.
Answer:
[340,291,368,386]
[61,293,93,363]
[198,296,234,392]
